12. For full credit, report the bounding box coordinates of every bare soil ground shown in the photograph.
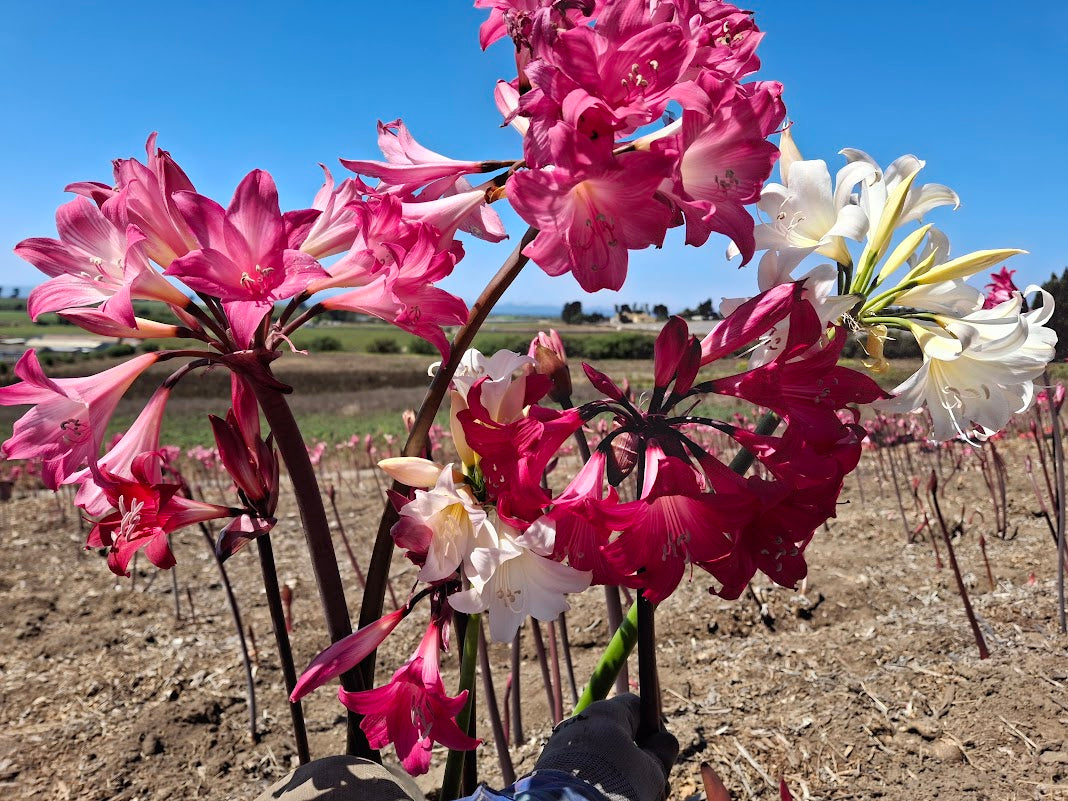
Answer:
[0,436,1065,800]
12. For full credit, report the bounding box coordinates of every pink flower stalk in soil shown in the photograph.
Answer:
[0,351,160,489]
[338,621,480,775]
[87,454,234,577]
[166,169,328,347]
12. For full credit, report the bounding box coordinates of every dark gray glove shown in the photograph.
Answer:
[533,694,679,801]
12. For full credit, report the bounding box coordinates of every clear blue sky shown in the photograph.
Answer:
[1,1,1065,313]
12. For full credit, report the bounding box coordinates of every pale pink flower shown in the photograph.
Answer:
[17,200,186,325]
[0,351,160,489]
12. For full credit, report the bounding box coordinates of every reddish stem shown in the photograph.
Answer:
[358,228,537,688]
[928,473,989,659]
[252,378,372,758]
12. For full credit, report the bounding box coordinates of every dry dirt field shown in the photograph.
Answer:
[0,431,1065,800]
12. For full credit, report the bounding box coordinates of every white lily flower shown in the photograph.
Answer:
[893,280,984,316]
[876,287,1057,440]
[398,464,491,583]
[841,148,960,231]
[449,518,592,643]
[745,159,876,266]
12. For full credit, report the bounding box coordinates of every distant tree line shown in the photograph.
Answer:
[561,299,720,324]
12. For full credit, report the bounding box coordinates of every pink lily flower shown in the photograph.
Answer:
[709,311,887,448]
[0,351,160,489]
[86,453,233,576]
[669,0,766,82]
[604,445,744,603]
[475,0,605,50]
[341,120,508,244]
[982,266,1020,309]
[67,133,199,269]
[69,386,172,516]
[287,165,365,259]
[509,132,674,292]
[315,196,469,357]
[522,3,697,135]
[700,282,801,365]
[107,133,200,268]
[549,451,639,585]
[166,170,328,347]
[339,621,480,776]
[342,119,491,193]
[17,200,187,325]
[659,76,784,261]
[210,405,278,559]
[457,376,582,525]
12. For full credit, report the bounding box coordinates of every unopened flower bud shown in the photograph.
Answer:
[606,430,639,486]
[529,330,572,404]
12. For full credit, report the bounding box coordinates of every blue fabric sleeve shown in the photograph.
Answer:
[458,770,608,801]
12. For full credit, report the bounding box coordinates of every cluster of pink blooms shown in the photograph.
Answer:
[0,113,504,572]
[342,0,785,293]
[291,282,887,771]
[4,0,1042,784]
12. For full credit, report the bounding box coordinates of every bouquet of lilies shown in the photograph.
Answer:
[0,0,1055,795]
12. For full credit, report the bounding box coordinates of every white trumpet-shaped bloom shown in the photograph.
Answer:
[449,518,592,643]
[746,158,876,267]
[398,464,491,583]
[877,288,1057,441]
[841,149,960,232]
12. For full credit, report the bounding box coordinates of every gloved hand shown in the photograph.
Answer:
[533,694,679,801]
[255,755,421,801]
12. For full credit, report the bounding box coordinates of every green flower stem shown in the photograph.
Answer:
[575,411,782,713]
[441,612,481,801]
[574,602,639,714]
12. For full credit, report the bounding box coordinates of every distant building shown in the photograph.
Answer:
[21,336,107,354]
